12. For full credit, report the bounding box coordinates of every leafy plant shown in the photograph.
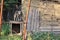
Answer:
[1,23,10,36]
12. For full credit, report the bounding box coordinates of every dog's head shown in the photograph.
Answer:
[18,11,21,14]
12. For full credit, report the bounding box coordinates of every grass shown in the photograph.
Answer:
[0,23,22,40]
[31,32,60,40]
[1,32,60,40]
[0,35,22,40]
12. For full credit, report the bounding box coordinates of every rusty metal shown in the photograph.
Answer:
[23,0,31,40]
[0,0,3,35]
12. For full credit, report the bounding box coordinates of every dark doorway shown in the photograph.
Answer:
[12,24,20,34]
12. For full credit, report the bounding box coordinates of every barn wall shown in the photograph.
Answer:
[22,0,60,32]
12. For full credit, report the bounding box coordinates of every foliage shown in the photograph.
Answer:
[4,0,18,6]
[0,35,22,40]
[4,0,18,11]
[4,0,18,4]
[1,23,10,36]
[27,32,32,40]
[31,32,60,40]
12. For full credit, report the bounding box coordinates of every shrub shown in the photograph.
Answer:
[1,23,10,36]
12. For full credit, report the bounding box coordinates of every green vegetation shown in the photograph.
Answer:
[1,30,60,40]
[1,23,60,40]
[5,0,18,3]
[4,0,18,11]
[1,23,10,36]
[27,32,60,40]
[0,35,22,40]
[0,23,22,40]
[4,0,18,7]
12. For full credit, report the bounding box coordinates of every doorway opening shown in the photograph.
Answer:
[12,23,20,34]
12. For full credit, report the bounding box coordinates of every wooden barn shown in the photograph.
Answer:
[22,0,60,32]
[1,0,60,36]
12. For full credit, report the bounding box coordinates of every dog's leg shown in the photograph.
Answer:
[14,13,15,21]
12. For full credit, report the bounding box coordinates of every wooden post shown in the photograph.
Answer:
[0,0,3,35]
[0,5,1,35]
[23,0,31,40]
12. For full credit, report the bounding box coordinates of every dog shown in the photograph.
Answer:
[14,11,21,21]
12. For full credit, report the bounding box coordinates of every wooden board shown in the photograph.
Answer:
[9,21,23,24]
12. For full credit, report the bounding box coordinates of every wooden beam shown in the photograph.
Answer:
[23,0,31,40]
[0,0,4,35]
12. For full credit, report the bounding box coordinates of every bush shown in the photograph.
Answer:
[1,23,10,36]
